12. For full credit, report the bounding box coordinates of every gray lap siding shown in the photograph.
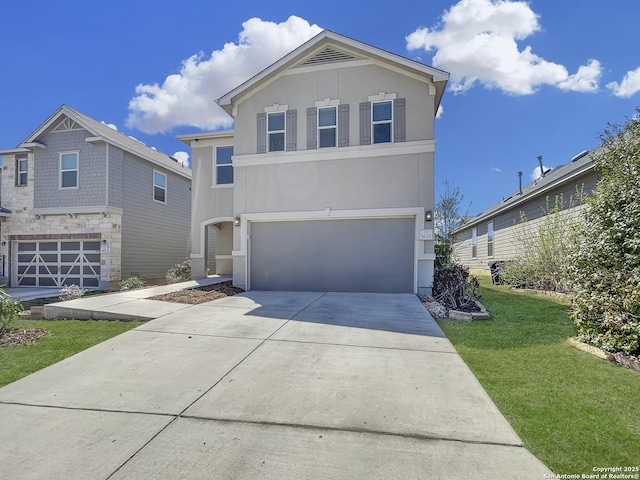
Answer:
[120,154,191,281]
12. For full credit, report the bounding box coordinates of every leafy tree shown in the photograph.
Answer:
[568,111,640,355]
[434,179,467,267]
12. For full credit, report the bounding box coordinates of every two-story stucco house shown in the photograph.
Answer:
[180,31,448,294]
[0,105,191,290]
[454,150,598,276]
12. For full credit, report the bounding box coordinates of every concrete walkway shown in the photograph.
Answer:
[0,288,552,479]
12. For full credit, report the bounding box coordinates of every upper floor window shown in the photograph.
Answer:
[487,221,494,257]
[372,100,393,144]
[60,152,78,188]
[153,170,167,203]
[267,112,285,152]
[17,158,28,186]
[318,106,337,148]
[216,146,234,185]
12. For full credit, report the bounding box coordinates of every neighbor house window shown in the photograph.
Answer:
[267,112,285,152]
[216,146,233,185]
[318,106,337,148]
[60,152,78,188]
[17,158,28,186]
[372,100,393,144]
[471,227,477,259]
[153,170,167,203]
[487,221,494,257]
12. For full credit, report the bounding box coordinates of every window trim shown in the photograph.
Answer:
[16,158,28,187]
[267,111,286,152]
[371,100,393,144]
[214,145,234,187]
[153,169,167,204]
[471,227,477,259]
[487,221,494,258]
[59,151,79,189]
[317,105,338,149]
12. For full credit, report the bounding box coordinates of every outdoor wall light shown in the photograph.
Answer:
[425,210,433,222]
[233,217,241,227]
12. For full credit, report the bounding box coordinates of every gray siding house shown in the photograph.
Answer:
[454,151,599,275]
[180,30,448,294]
[0,105,191,289]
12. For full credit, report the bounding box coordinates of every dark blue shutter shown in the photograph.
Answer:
[359,101,371,145]
[338,104,349,147]
[306,107,317,149]
[286,109,297,151]
[256,113,267,154]
[394,98,406,142]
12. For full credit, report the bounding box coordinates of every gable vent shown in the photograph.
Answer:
[300,47,357,67]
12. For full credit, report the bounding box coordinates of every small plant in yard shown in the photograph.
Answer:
[166,258,191,284]
[119,276,146,291]
[59,284,87,301]
[433,263,480,312]
[0,288,24,336]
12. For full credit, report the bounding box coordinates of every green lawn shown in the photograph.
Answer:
[0,319,142,388]
[438,278,640,474]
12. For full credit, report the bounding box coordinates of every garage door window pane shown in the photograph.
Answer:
[18,243,36,252]
[83,242,100,251]
[61,242,81,251]
[40,278,57,287]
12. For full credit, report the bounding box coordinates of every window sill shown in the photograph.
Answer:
[211,184,234,189]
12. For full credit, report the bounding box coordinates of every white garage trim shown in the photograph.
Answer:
[232,207,429,293]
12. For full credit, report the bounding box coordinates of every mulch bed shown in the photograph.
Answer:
[149,281,245,305]
[0,328,52,348]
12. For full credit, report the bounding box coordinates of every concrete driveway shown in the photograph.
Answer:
[0,291,551,479]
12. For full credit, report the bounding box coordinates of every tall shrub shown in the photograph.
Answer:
[567,112,640,355]
[501,190,585,293]
[0,288,23,335]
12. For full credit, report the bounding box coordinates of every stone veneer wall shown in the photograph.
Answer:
[0,152,122,288]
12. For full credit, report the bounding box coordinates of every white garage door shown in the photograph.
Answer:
[250,218,415,293]
[15,240,101,288]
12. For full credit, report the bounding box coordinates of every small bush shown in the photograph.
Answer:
[0,288,23,335]
[433,263,480,312]
[166,258,191,284]
[59,284,87,301]
[119,276,146,291]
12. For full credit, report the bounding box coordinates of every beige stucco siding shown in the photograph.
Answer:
[233,63,435,155]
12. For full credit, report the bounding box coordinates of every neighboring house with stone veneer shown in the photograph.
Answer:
[0,105,191,289]
[180,30,448,294]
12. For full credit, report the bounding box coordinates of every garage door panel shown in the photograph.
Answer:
[250,218,414,293]
[15,240,101,288]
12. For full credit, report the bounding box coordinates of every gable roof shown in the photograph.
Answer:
[217,30,449,116]
[7,105,191,179]
[458,150,596,231]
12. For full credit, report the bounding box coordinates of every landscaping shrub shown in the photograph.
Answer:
[166,258,191,284]
[59,284,87,301]
[433,263,480,312]
[500,191,585,293]
[119,276,146,291]
[567,112,640,356]
[0,288,23,336]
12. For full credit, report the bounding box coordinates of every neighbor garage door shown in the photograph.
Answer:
[250,217,414,293]
[15,240,101,288]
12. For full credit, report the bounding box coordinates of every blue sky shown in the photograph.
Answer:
[1,0,639,215]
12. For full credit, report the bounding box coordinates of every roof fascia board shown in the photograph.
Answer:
[217,30,448,113]
[459,162,595,231]
[0,147,31,154]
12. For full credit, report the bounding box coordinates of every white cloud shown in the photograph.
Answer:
[607,67,640,98]
[101,121,118,131]
[172,151,190,167]
[127,16,323,134]
[436,104,444,118]
[531,164,550,181]
[406,0,601,95]
[491,166,502,173]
